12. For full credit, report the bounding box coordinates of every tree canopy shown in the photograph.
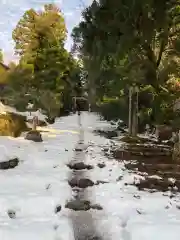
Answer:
[2,4,81,117]
[71,0,180,126]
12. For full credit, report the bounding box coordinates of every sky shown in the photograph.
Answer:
[0,0,92,63]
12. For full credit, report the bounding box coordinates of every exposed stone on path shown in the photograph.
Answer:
[74,145,87,152]
[0,158,19,170]
[65,200,103,211]
[65,200,91,211]
[74,147,83,152]
[116,176,123,181]
[68,178,94,188]
[97,163,106,168]
[25,130,43,142]
[67,162,93,170]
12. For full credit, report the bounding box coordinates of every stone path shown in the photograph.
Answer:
[67,116,102,240]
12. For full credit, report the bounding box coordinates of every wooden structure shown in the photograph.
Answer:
[128,85,139,136]
[72,96,89,112]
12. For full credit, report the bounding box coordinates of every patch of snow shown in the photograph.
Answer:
[0,112,180,239]
[0,102,48,124]
[0,102,18,115]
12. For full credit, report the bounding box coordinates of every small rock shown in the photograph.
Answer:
[65,200,91,211]
[46,184,51,190]
[95,180,109,185]
[74,147,83,152]
[7,209,16,219]
[53,165,59,168]
[133,195,141,199]
[65,149,68,152]
[55,204,62,213]
[45,149,48,152]
[148,189,157,193]
[53,224,59,230]
[25,130,43,142]
[97,163,106,168]
[116,176,123,181]
[136,209,143,215]
[176,205,180,210]
[90,204,103,210]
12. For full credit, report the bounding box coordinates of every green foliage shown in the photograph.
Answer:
[12,4,67,58]
[72,0,180,127]
[3,4,81,117]
[97,98,128,122]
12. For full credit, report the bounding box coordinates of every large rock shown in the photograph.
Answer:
[25,130,43,142]
[0,158,19,170]
[0,112,28,137]
[155,125,173,142]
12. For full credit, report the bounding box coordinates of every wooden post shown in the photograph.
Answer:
[32,116,38,131]
[129,85,139,136]
[132,86,139,136]
[128,87,132,135]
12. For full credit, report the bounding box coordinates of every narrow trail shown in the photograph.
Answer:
[68,115,102,240]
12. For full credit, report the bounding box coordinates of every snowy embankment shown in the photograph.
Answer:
[0,101,47,121]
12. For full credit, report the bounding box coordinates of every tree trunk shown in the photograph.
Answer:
[88,83,96,111]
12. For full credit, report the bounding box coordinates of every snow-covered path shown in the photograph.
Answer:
[0,112,180,239]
